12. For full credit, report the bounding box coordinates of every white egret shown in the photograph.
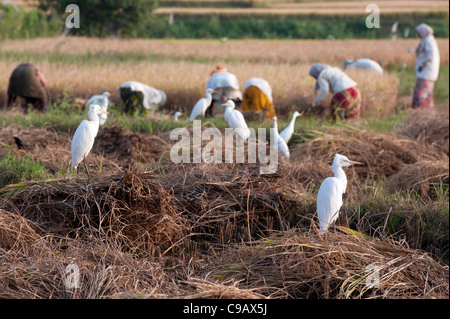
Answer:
[272,116,290,159]
[174,111,183,121]
[279,111,302,144]
[221,100,251,140]
[85,91,110,126]
[316,153,362,235]
[71,104,108,177]
[189,88,216,121]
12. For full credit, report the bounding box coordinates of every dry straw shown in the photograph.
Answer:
[205,231,449,299]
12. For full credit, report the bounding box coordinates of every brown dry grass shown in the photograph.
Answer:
[398,107,449,155]
[205,231,449,299]
[290,125,447,184]
[1,37,448,66]
[0,159,448,298]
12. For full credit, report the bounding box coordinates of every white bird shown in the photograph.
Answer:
[272,116,290,159]
[85,91,110,125]
[221,100,251,140]
[189,88,216,121]
[173,111,183,121]
[71,104,108,176]
[316,154,362,235]
[279,111,302,144]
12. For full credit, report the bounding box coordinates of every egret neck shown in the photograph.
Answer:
[88,107,101,135]
[331,160,348,193]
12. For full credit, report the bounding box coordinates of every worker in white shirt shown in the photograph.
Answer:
[309,63,361,120]
[341,58,383,75]
[412,23,440,110]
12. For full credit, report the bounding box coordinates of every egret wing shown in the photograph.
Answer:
[317,177,343,233]
[71,121,96,168]
[279,126,292,144]
[277,138,290,158]
[228,110,250,139]
[189,98,207,121]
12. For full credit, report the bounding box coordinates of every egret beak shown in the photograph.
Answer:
[346,160,362,165]
[218,103,227,111]
[99,110,109,114]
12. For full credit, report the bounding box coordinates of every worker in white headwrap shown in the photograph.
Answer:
[206,65,242,117]
[119,81,167,115]
[309,63,361,120]
[341,58,383,75]
[412,23,440,109]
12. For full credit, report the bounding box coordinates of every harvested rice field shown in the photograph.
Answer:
[0,35,448,303]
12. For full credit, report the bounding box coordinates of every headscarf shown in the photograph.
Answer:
[309,63,330,95]
[415,23,434,56]
[416,23,433,39]
[309,63,330,78]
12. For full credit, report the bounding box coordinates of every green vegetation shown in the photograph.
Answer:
[158,0,255,8]
[0,152,50,187]
[148,12,449,39]
[1,2,448,39]
[0,3,62,39]
[37,0,159,37]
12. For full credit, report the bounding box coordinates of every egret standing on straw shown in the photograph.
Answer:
[279,111,302,144]
[71,104,108,177]
[221,100,251,140]
[317,153,361,235]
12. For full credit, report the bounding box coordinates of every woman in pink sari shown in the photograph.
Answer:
[412,23,440,110]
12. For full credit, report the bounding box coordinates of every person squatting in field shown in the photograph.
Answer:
[412,23,440,110]
[205,65,243,117]
[241,77,277,120]
[309,63,361,120]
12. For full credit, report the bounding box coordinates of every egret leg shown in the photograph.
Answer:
[83,155,90,180]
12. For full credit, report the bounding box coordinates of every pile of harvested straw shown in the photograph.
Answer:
[206,231,449,299]
[398,108,449,156]
[387,160,449,198]
[0,172,187,255]
[92,125,170,166]
[290,127,446,183]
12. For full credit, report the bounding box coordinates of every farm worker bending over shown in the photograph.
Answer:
[309,63,361,121]
[241,77,276,120]
[7,63,48,113]
[206,68,242,117]
[412,23,440,110]
[341,58,383,75]
[119,81,167,115]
